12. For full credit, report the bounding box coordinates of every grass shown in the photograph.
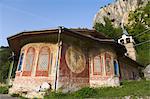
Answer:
[0,86,8,94]
[44,80,150,98]
[11,93,28,99]
[0,80,149,98]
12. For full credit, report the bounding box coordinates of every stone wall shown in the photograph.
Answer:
[9,76,53,94]
[124,43,136,61]
[119,60,140,80]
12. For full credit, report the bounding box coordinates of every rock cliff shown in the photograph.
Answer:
[93,0,149,27]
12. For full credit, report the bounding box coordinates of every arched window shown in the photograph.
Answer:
[114,60,119,76]
[25,47,35,71]
[17,52,24,71]
[93,55,102,75]
[36,46,50,76]
[105,53,112,75]
[23,47,35,76]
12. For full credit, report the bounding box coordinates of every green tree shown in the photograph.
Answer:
[0,47,11,83]
[94,2,150,66]
[126,1,150,66]
[94,17,122,39]
[128,1,150,28]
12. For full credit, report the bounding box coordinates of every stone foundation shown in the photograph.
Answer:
[57,77,89,93]
[90,76,120,87]
[9,76,54,95]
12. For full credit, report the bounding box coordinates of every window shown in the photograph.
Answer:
[126,38,130,43]
[114,60,119,76]
[93,55,102,75]
[25,47,35,71]
[120,39,124,44]
[22,47,35,76]
[18,53,24,71]
[105,53,112,75]
[38,47,49,70]
[36,46,50,76]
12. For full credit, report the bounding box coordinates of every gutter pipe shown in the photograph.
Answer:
[54,26,63,91]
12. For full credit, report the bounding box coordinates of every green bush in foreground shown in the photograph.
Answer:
[0,86,8,94]
[44,80,150,99]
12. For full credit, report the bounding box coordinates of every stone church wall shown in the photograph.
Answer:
[89,45,120,87]
[119,60,140,80]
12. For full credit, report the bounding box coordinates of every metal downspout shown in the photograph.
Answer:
[54,26,63,91]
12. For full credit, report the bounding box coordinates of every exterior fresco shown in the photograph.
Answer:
[58,44,89,92]
[89,45,120,87]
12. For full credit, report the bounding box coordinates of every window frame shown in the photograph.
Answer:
[113,60,119,76]
[22,47,35,76]
[17,52,24,71]
[93,55,102,75]
[36,46,51,77]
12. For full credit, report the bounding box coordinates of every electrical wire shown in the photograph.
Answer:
[134,40,150,46]
[133,29,150,38]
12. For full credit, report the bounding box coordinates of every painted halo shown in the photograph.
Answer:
[65,46,86,73]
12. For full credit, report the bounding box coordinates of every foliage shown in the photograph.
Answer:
[94,2,150,66]
[127,1,150,66]
[0,86,8,94]
[0,47,11,83]
[44,91,69,99]
[11,93,20,97]
[94,17,122,39]
[11,93,28,99]
[0,46,17,83]
[128,1,150,28]
[72,87,97,98]
[44,80,150,98]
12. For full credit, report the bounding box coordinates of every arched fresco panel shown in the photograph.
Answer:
[65,46,86,73]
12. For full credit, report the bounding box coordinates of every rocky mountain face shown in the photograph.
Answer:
[93,0,149,27]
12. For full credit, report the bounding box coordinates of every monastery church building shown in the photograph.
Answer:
[8,26,143,94]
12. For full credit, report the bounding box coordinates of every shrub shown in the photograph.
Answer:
[0,86,8,94]
[11,93,20,97]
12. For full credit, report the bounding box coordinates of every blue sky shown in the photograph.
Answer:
[0,0,114,46]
